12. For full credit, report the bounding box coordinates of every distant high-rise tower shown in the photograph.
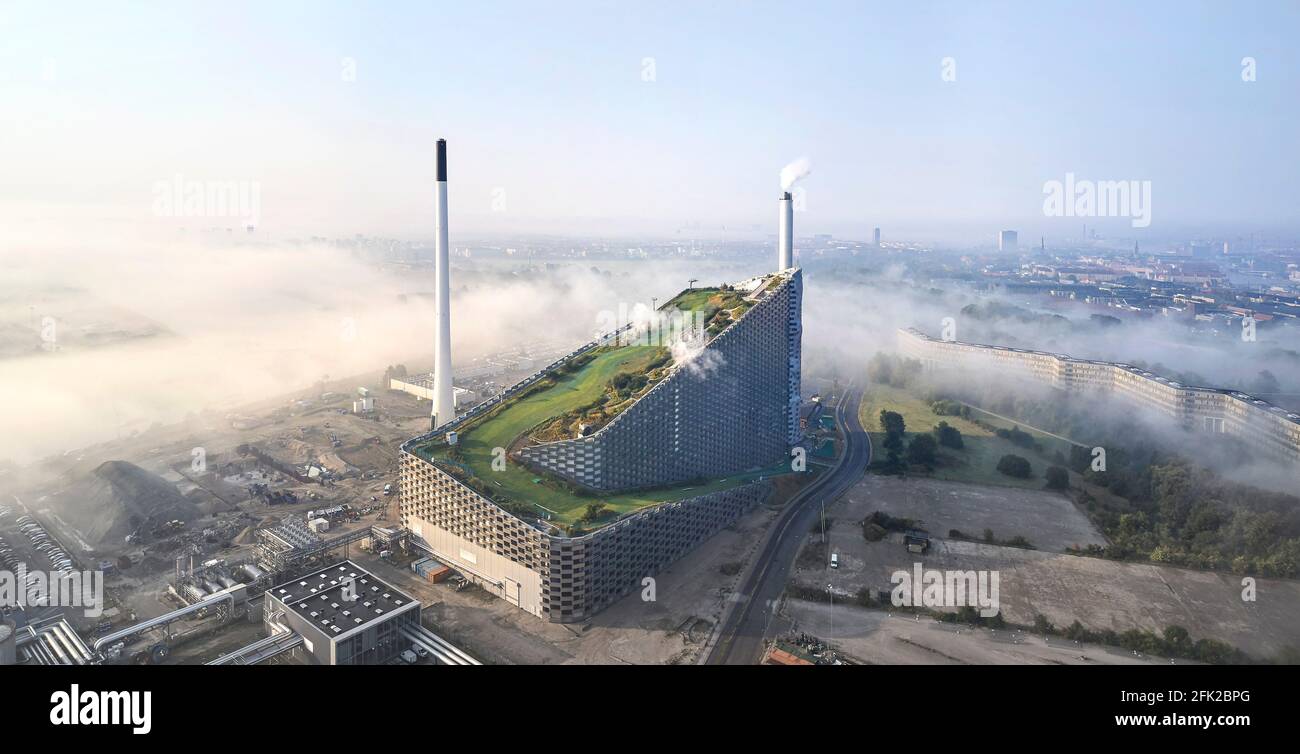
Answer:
[998,230,1018,252]
[873,227,881,247]
[431,139,455,429]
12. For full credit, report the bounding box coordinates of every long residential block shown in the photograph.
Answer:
[898,327,1300,466]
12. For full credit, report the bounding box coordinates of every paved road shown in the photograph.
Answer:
[706,385,870,665]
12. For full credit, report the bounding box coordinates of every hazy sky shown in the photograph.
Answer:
[2,1,1298,242]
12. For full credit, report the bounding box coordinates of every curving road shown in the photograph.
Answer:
[706,384,870,665]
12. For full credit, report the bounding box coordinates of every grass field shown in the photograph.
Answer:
[415,344,787,527]
[663,286,750,325]
[859,383,1066,489]
[489,344,665,443]
[665,287,721,312]
[959,403,1078,459]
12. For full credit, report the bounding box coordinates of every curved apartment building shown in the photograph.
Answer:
[898,327,1300,467]
[398,270,804,622]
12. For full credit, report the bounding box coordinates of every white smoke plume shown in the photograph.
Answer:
[779,158,812,191]
[671,337,726,378]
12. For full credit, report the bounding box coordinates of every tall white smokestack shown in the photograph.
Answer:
[778,191,793,270]
[431,138,455,429]
[777,158,808,271]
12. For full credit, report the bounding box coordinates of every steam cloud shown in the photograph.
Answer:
[0,234,757,465]
[3,229,1296,495]
[779,158,812,191]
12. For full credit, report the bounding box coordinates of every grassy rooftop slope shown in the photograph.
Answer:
[415,342,783,528]
[664,286,751,324]
[464,345,664,460]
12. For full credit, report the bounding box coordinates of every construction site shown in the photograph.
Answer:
[0,362,498,666]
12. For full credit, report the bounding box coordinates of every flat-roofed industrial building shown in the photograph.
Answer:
[263,561,420,665]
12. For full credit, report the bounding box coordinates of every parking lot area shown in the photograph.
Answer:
[0,503,83,582]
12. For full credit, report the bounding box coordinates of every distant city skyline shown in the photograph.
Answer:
[2,1,1299,245]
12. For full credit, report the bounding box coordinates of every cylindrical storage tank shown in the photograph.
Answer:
[241,563,265,581]
[0,620,17,666]
[217,575,238,589]
[203,580,222,594]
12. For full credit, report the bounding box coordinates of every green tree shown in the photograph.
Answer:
[1068,444,1092,473]
[907,434,938,467]
[1045,465,1069,490]
[581,502,609,523]
[1193,638,1234,664]
[996,454,1032,478]
[866,353,894,386]
[933,421,964,449]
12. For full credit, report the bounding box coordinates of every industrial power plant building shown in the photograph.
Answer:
[898,327,1300,466]
[263,561,420,665]
[517,275,802,490]
[399,269,804,622]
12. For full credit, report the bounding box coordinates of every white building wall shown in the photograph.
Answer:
[406,518,544,618]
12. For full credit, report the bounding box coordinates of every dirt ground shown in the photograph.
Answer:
[783,598,1172,665]
[793,474,1300,660]
[844,474,1107,553]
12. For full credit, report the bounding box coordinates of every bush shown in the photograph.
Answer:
[997,454,1032,478]
[933,421,964,449]
[1193,638,1235,664]
[995,425,1040,451]
[580,502,609,523]
[864,511,921,537]
[930,399,968,417]
[1045,465,1070,490]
